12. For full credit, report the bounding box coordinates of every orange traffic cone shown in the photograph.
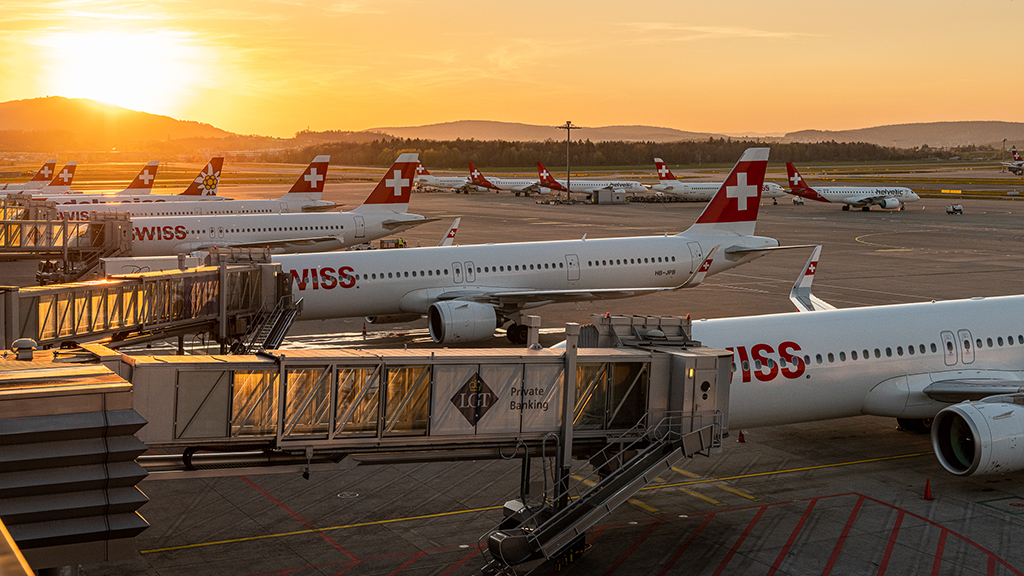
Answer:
[736,430,745,443]
[923,479,933,501]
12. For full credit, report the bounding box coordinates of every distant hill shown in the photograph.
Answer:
[0,96,230,150]
[364,120,723,143]
[782,121,1024,148]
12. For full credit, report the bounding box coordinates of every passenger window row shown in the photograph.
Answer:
[588,256,675,266]
[357,261,567,281]
[185,225,341,234]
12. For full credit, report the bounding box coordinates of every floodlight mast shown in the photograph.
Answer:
[558,121,581,201]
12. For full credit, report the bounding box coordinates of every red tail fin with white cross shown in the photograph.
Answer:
[45,161,77,189]
[29,159,58,187]
[654,158,677,182]
[682,148,769,236]
[180,158,224,196]
[355,153,418,213]
[1013,147,1022,163]
[785,163,827,203]
[536,162,567,192]
[118,161,159,193]
[286,155,330,195]
[468,162,500,190]
[416,163,431,177]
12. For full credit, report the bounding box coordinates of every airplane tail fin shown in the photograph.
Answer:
[282,155,330,199]
[785,163,827,202]
[438,217,461,246]
[180,158,224,196]
[537,162,567,192]
[119,161,159,194]
[416,163,431,177]
[681,148,769,236]
[1014,147,1022,163]
[789,245,836,312]
[468,162,498,190]
[354,153,418,213]
[26,159,58,189]
[654,158,677,182]
[46,161,77,188]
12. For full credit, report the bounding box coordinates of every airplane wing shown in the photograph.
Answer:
[382,216,440,230]
[437,246,722,306]
[724,244,820,255]
[789,245,836,312]
[191,236,342,251]
[923,378,1024,403]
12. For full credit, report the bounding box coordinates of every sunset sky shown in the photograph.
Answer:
[1,0,1021,138]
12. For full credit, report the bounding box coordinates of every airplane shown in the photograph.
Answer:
[468,163,545,196]
[1002,146,1023,176]
[651,158,788,204]
[786,162,919,211]
[275,148,790,345]
[40,161,79,193]
[56,157,338,221]
[0,159,58,191]
[438,218,461,247]
[19,161,168,203]
[126,153,433,257]
[537,161,647,199]
[415,164,471,192]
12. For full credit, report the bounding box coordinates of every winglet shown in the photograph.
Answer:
[46,161,77,188]
[122,161,160,193]
[438,217,461,246]
[537,162,567,192]
[468,162,499,190]
[677,245,719,289]
[355,153,418,212]
[654,158,677,182]
[789,245,836,312]
[180,158,224,196]
[684,148,768,236]
[286,155,330,194]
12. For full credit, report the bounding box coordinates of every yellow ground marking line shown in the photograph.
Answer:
[678,487,724,506]
[716,484,760,501]
[854,231,933,252]
[142,451,931,555]
[572,475,659,513]
[671,466,701,479]
[643,451,932,491]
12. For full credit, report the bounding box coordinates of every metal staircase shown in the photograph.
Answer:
[481,412,720,573]
[232,297,303,354]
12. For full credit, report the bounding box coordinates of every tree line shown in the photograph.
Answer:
[257,137,968,169]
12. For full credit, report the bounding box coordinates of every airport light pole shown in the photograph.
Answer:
[558,121,580,201]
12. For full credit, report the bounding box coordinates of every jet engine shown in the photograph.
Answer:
[878,197,901,210]
[365,314,423,324]
[427,301,499,344]
[931,395,1024,476]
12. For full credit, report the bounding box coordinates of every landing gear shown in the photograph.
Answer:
[506,323,529,345]
[899,204,906,211]
[842,205,850,211]
[897,417,933,434]
[515,192,521,197]
[861,206,871,211]
[773,198,778,205]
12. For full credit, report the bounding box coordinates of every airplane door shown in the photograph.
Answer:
[565,254,580,281]
[354,215,365,239]
[940,331,957,366]
[217,227,224,239]
[465,261,476,282]
[687,242,704,273]
[280,202,288,213]
[452,262,464,284]
[209,226,215,239]
[957,329,975,364]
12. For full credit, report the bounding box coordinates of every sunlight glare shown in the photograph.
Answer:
[35,30,209,116]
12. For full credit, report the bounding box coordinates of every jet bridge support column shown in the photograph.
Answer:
[558,323,580,509]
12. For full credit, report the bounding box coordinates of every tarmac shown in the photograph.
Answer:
[16,167,1024,575]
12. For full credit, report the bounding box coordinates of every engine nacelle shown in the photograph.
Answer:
[365,314,423,324]
[428,301,498,344]
[931,395,1024,476]
[878,197,901,210]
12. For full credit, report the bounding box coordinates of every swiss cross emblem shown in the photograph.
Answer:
[789,173,801,186]
[305,167,323,189]
[471,169,481,179]
[698,259,712,273]
[451,373,497,426]
[138,170,154,185]
[39,165,53,178]
[726,172,757,211]
[385,169,409,196]
[416,165,426,174]
[806,262,817,275]
[57,169,73,183]
[658,165,669,177]
[540,170,550,180]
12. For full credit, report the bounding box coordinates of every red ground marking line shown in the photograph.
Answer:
[822,494,865,576]
[330,560,362,576]
[603,520,663,576]
[656,513,716,576]
[587,525,609,544]
[989,556,997,576]
[876,510,905,576]
[439,549,481,576]
[767,497,820,576]
[855,494,1024,576]
[931,530,948,576]
[387,551,426,576]
[240,476,359,562]
[712,505,769,576]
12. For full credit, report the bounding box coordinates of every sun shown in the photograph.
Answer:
[35,30,209,116]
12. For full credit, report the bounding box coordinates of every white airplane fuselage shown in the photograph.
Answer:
[691,295,1024,430]
[417,175,470,189]
[486,177,543,193]
[276,234,775,319]
[799,186,919,207]
[127,210,426,257]
[58,194,332,221]
[28,192,224,205]
[653,182,787,200]
[546,180,648,194]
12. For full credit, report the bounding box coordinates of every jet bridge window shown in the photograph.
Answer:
[573,362,649,431]
[335,366,379,434]
[231,370,280,437]
[384,365,430,436]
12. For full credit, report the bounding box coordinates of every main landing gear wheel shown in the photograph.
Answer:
[862,206,871,211]
[506,323,529,345]
[842,205,850,211]
[899,204,906,211]
[773,199,778,205]
[896,417,933,434]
